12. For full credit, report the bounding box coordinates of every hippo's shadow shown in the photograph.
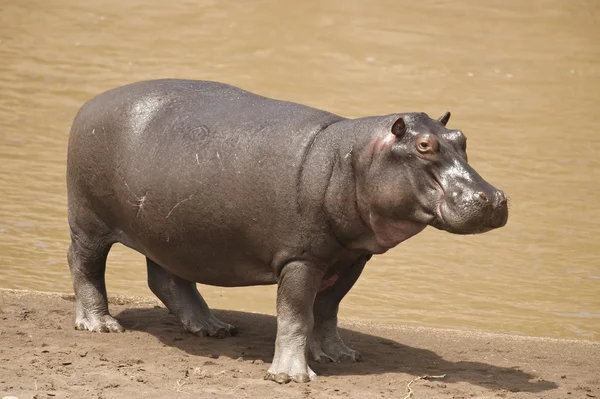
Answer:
[117,307,557,393]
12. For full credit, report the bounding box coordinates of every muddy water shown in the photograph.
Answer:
[1,0,599,340]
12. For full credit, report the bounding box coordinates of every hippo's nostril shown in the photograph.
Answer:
[495,191,508,206]
[476,192,488,202]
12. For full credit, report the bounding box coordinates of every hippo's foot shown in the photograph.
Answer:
[310,336,362,363]
[68,235,124,333]
[182,314,237,338]
[75,311,124,333]
[264,361,317,384]
[310,323,362,363]
[146,258,236,338]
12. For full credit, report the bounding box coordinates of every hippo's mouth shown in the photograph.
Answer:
[428,177,491,234]
[429,180,506,235]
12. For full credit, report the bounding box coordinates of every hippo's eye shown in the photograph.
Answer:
[416,134,437,154]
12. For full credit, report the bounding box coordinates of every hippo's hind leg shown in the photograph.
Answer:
[146,258,237,338]
[309,255,370,363]
[67,222,124,333]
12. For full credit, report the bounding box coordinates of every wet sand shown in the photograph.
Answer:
[0,289,598,398]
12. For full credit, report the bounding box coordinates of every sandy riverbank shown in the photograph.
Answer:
[0,289,598,398]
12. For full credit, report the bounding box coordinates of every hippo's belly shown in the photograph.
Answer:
[112,192,285,286]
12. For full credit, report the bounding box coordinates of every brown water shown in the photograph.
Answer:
[1,0,599,340]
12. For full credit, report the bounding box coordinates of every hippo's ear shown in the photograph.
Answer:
[391,117,406,138]
[438,111,451,126]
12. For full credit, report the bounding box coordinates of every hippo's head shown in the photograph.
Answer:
[355,112,508,249]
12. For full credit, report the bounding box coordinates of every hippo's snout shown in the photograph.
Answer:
[437,185,508,234]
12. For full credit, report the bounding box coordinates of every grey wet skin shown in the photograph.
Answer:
[66,79,508,383]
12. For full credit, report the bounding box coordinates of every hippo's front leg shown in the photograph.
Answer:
[309,255,370,363]
[265,261,324,384]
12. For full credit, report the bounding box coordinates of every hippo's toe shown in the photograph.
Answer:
[315,354,334,363]
[264,368,316,384]
[75,314,124,333]
[338,348,363,362]
[264,372,291,384]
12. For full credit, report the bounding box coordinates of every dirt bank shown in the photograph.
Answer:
[0,289,598,398]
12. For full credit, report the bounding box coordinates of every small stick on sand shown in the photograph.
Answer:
[402,374,447,399]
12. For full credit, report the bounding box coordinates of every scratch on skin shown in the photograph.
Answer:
[124,181,148,218]
[100,122,111,151]
[344,144,354,160]
[127,195,147,218]
[135,194,147,218]
[165,194,194,219]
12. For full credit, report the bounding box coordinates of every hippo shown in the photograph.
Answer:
[66,79,508,383]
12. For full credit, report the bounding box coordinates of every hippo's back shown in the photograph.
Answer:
[71,79,338,143]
